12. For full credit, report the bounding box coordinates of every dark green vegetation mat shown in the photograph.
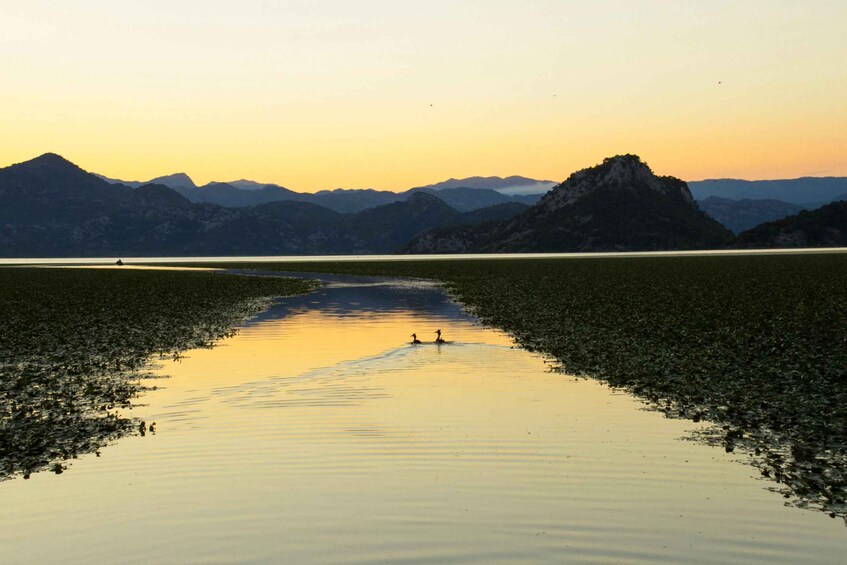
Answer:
[0,267,315,480]
[209,254,847,521]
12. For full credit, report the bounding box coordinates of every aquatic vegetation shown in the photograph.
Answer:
[0,267,316,480]
[213,254,847,521]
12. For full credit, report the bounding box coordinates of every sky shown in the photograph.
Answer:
[1,1,846,191]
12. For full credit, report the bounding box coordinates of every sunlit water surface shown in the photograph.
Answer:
[1,273,845,563]
[2,247,847,266]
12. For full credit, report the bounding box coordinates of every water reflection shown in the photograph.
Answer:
[0,273,844,563]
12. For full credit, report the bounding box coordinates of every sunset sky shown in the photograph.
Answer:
[2,1,845,191]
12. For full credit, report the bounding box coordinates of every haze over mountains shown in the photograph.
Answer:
[2,153,846,257]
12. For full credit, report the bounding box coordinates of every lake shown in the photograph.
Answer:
[2,247,847,266]
[0,270,845,563]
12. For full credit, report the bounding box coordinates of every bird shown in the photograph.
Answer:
[435,329,445,344]
[411,333,421,344]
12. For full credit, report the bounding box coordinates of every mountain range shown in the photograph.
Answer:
[96,167,847,234]
[0,154,529,257]
[2,153,846,257]
[688,178,847,207]
[97,172,549,213]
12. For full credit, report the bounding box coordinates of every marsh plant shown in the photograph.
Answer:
[0,267,315,480]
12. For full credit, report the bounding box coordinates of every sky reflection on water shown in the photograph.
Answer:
[0,272,844,563]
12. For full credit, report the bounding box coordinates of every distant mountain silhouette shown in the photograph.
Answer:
[404,155,734,253]
[689,177,847,207]
[95,172,197,190]
[308,188,402,213]
[100,172,547,213]
[735,200,847,248]
[227,179,273,191]
[406,187,517,212]
[12,152,844,257]
[417,175,556,194]
[148,172,196,189]
[698,197,807,234]
[99,168,847,214]
[173,182,304,208]
[0,154,530,257]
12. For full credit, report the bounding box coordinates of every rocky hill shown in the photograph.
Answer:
[404,155,734,253]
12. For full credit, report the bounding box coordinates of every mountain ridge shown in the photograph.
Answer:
[697,197,807,234]
[0,154,530,257]
[98,170,550,212]
[689,177,847,206]
[95,161,847,216]
[405,155,734,253]
[5,153,846,256]
[736,200,847,248]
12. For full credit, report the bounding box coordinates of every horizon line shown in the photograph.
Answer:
[6,152,845,194]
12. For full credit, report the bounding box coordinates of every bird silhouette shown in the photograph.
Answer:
[435,329,445,344]
[411,333,421,344]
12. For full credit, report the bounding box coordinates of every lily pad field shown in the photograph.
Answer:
[0,267,315,480]
[208,253,847,521]
[4,254,847,525]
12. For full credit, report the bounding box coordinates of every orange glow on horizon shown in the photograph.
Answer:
[1,2,844,191]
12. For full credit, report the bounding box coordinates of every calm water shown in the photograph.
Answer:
[1,247,847,266]
[1,272,845,563]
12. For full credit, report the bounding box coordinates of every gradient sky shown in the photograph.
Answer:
[2,1,845,191]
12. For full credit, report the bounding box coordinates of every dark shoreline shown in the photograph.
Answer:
[0,267,316,480]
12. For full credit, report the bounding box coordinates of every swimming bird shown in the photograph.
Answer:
[435,329,445,344]
[411,333,421,344]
